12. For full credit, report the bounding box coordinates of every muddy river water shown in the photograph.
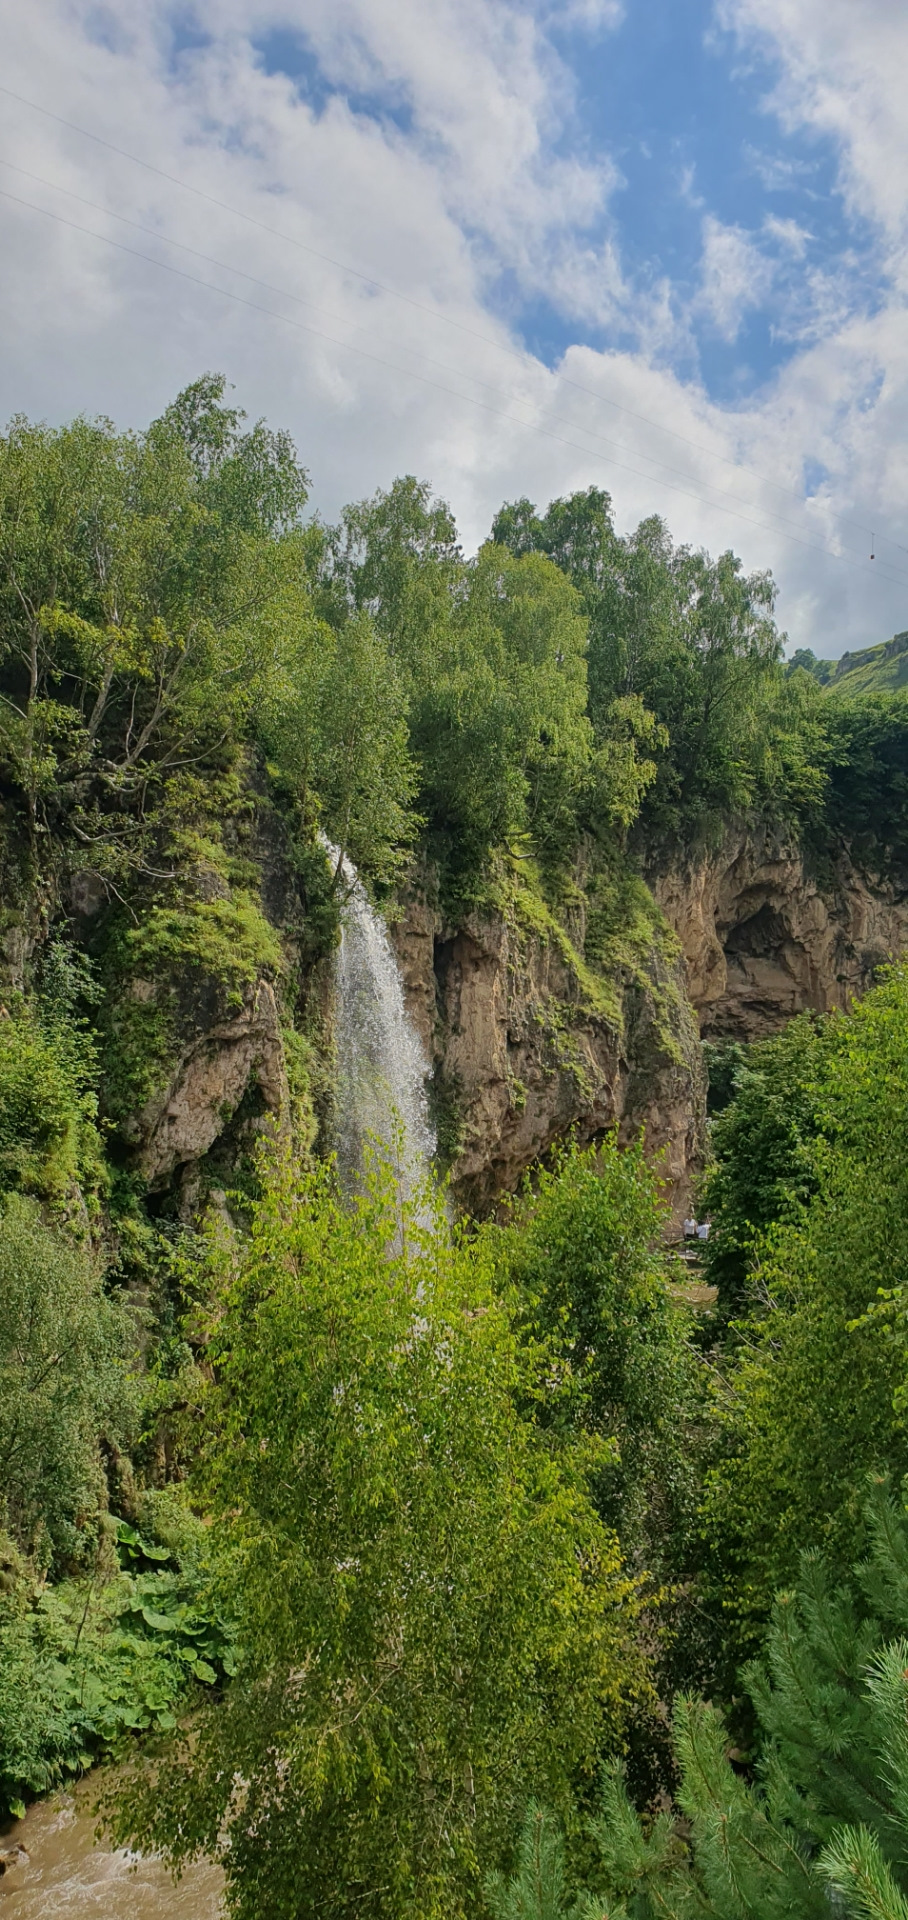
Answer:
[0,1781,224,1917]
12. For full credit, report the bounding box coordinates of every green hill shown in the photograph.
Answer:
[789,629,908,694]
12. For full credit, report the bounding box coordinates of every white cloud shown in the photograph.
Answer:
[0,0,906,662]
[763,213,811,257]
[543,0,626,30]
[742,142,814,192]
[678,162,706,209]
[696,215,776,340]
[718,0,908,248]
[193,0,620,291]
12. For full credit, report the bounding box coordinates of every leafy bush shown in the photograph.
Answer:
[699,1012,825,1314]
[493,1140,701,1578]
[0,994,105,1209]
[108,1151,650,1920]
[491,1484,908,1920]
[820,689,908,866]
[0,1196,139,1564]
[0,1514,235,1818]
[701,967,908,1649]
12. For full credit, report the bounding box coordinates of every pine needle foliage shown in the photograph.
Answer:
[485,1803,607,1920]
[819,1825,908,1920]
[493,1484,908,1920]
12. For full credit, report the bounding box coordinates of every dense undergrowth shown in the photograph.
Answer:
[4,378,908,1916]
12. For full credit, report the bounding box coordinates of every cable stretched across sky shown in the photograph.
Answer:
[0,152,890,579]
[2,177,905,597]
[0,79,888,559]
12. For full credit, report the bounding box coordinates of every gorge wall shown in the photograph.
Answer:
[10,805,908,1226]
[652,823,908,1040]
[391,889,705,1214]
[390,823,908,1211]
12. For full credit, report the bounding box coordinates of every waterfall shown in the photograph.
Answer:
[328,844,436,1211]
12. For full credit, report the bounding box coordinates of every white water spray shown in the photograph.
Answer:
[328,844,436,1209]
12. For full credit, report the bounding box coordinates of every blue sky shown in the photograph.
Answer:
[538,2,873,396]
[247,0,883,405]
[1,0,907,654]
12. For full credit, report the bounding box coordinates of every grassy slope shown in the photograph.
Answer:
[815,630,908,695]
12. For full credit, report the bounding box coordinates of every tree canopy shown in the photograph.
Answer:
[4,380,908,1918]
[109,1154,649,1919]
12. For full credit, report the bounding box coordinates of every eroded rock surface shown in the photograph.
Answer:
[107,819,908,1216]
[653,824,908,1039]
[393,896,705,1213]
[136,979,288,1187]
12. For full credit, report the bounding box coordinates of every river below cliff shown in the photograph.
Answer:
[0,1779,223,1917]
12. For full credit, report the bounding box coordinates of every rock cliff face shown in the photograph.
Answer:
[392,893,705,1214]
[22,808,908,1222]
[101,873,705,1217]
[383,824,908,1216]
[133,979,288,1190]
[652,824,908,1039]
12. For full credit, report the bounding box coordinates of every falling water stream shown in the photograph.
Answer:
[1,849,437,1912]
[330,842,436,1215]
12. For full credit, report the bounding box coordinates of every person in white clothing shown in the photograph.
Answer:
[697,1220,710,1241]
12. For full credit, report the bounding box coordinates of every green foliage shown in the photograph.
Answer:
[0,1196,138,1563]
[823,631,908,699]
[492,488,806,851]
[820,1826,908,1920]
[315,471,463,675]
[0,995,105,1207]
[816,691,908,867]
[319,475,660,897]
[0,935,107,1211]
[702,1038,747,1114]
[494,1141,700,1575]
[485,1804,604,1920]
[96,882,285,1126]
[787,646,834,685]
[157,372,309,536]
[0,1510,234,1817]
[493,1487,908,1920]
[408,542,595,888]
[108,1151,649,1920]
[127,891,283,1004]
[580,861,679,1012]
[700,968,908,1646]
[265,606,419,887]
[699,1014,825,1313]
[0,377,311,879]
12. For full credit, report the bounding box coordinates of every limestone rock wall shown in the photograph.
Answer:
[652,823,908,1039]
[133,979,289,1190]
[392,895,705,1214]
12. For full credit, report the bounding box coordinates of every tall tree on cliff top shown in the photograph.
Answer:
[0,374,310,876]
[493,487,795,846]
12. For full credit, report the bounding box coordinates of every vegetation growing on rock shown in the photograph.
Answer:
[4,378,908,1919]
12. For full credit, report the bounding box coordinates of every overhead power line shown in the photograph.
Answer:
[2,179,907,594]
[0,80,883,551]
[0,154,886,572]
